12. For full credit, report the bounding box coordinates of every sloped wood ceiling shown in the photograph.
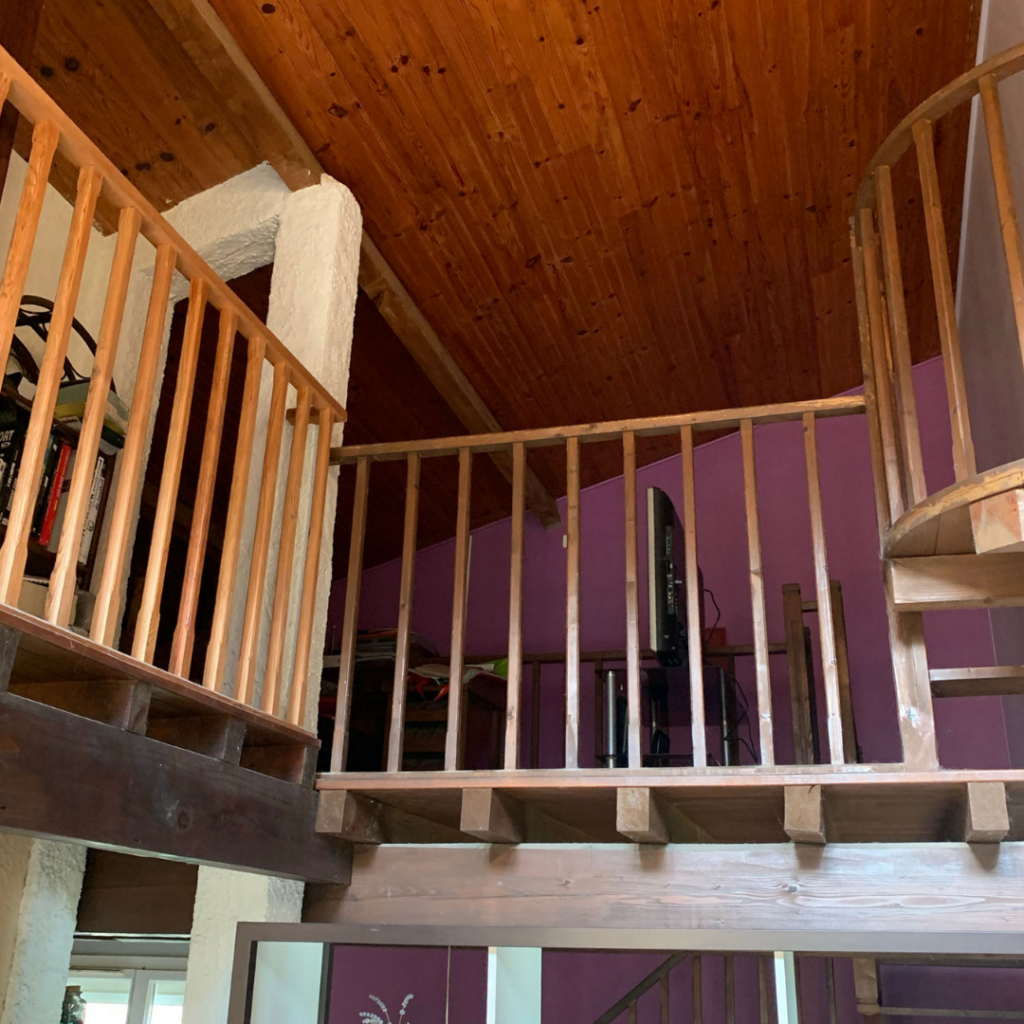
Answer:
[209,0,979,436]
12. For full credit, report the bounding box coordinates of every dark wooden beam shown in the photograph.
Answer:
[157,0,560,527]
[316,790,387,845]
[305,842,1024,951]
[0,691,350,883]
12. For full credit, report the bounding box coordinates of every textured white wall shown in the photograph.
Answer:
[0,836,86,1024]
[250,941,323,1024]
[182,868,303,1024]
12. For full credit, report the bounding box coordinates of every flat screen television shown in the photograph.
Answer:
[646,486,696,668]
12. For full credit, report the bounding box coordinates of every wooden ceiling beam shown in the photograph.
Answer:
[157,0,560,527]
[0,0,45,205]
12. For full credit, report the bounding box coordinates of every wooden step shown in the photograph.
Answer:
[930,666,1024,698]
[889,553,1024,610]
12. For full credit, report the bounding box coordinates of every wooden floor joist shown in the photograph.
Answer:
[965,781,1010,843]
[460,788,524,843]
[784,785,827,845]
[616,787,669,844]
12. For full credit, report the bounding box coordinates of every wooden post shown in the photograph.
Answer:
[47,205,141,627]
[681,426,707,767]
[741,419,774,764]
[692,954,703,1024]
[202,333,265,690]
[330,455,369,771]
[132,276,209,662]
[859,207,905,522]
[853,958,880,1024]
[774,952,800,1024]
[169,306,237,676]
[91,244,178,647]
[0,119,59,379]
[444,447,473,771]
[883,562,939,770]
[659,973,669,1024]
[850,221,893,536]
[830,580,858,763]
[623,431,642,768]
[235,360,289,704]
[289,407,335,726]
[725,955,735,1024]
[913,119,976,480]
[565,436,581,768]
[0,163,101,606]
[980,73,1024,372]
[783,583,814,765]
[825,958,838,1024]
[262,386,311,716]
[803,413,845,764]
[386,452,420,773]
[875,164,927,506]
[530,659,541,769]
[505,442,525,769]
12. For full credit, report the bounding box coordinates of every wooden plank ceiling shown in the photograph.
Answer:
[22,0,982,564]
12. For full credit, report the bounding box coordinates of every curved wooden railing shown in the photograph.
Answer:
[851,41,1024,551]
[0,46,344,727]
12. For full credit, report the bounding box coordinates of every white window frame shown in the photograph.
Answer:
[68,967,186,1024]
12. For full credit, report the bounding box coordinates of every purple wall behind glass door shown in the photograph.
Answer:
[328,359,1008,769]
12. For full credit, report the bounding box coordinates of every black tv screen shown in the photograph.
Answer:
[646,486,690,667]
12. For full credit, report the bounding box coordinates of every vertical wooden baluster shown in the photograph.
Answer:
[386,452,420,773]
[725,955,735,1024]
[622,431,642,768]
[47,205,141,627]
[783,583,813,765]
[262,385,312,716]
[803,412,844,765]
[289,406,335,727]
[627,1002,637,1024]
[593,658,604,768]
[681,426,707,767]
[444,447,473,771]
[0,164,101,606]
[875,164,927,506]
[831,579,858,763]
[980,73,1024,368]
[0,72,8,113]
[859,207,905,522]
[505,441,525,769]
[131,276,209,662]
[741,419,774,765]
[850,220,894,536]
[168,306,237,675]
[659,973,669,1024]
[235,361,289,704]
[202,333,265,689]
[330,454,368,771]
[913,119,976,480]
[692,955,703,1024]
[565,435,581,768]
[530,659,542,768]
[91,244,177,646]
[0,120,59,376]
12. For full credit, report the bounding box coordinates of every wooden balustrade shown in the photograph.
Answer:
[329,395,865,773]
[0,45,345,732]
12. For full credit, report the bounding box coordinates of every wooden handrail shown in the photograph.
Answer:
[0,43,346,734]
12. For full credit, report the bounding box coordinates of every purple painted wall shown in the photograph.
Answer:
[329,359,1008,769]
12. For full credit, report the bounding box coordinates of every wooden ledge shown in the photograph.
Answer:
[316,768,1024,845]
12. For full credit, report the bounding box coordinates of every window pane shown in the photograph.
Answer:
[66,973,132,1024]
[146,979,185,1024]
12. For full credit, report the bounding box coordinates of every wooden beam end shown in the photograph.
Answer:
[784,784,826,844]
[616,787,669,844]
[965,781,1009,843]
[460,788,523,843]
[316,790,387,845]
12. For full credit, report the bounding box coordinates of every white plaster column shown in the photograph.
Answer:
[181,868,303,1024]
[0,835,86,1024]
[224,174,360,722]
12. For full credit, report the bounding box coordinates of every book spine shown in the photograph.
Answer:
[32,433,60,537]
[78,457,106,566]
[39,442,71,546]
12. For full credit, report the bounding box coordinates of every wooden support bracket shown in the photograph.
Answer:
[316,790,387,845]
[146,715,246,764]
[784,784,827,844]
[965,781,1009,843]
[460,788,523,843]
[616,786,669,844]
[9,678,151,734]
